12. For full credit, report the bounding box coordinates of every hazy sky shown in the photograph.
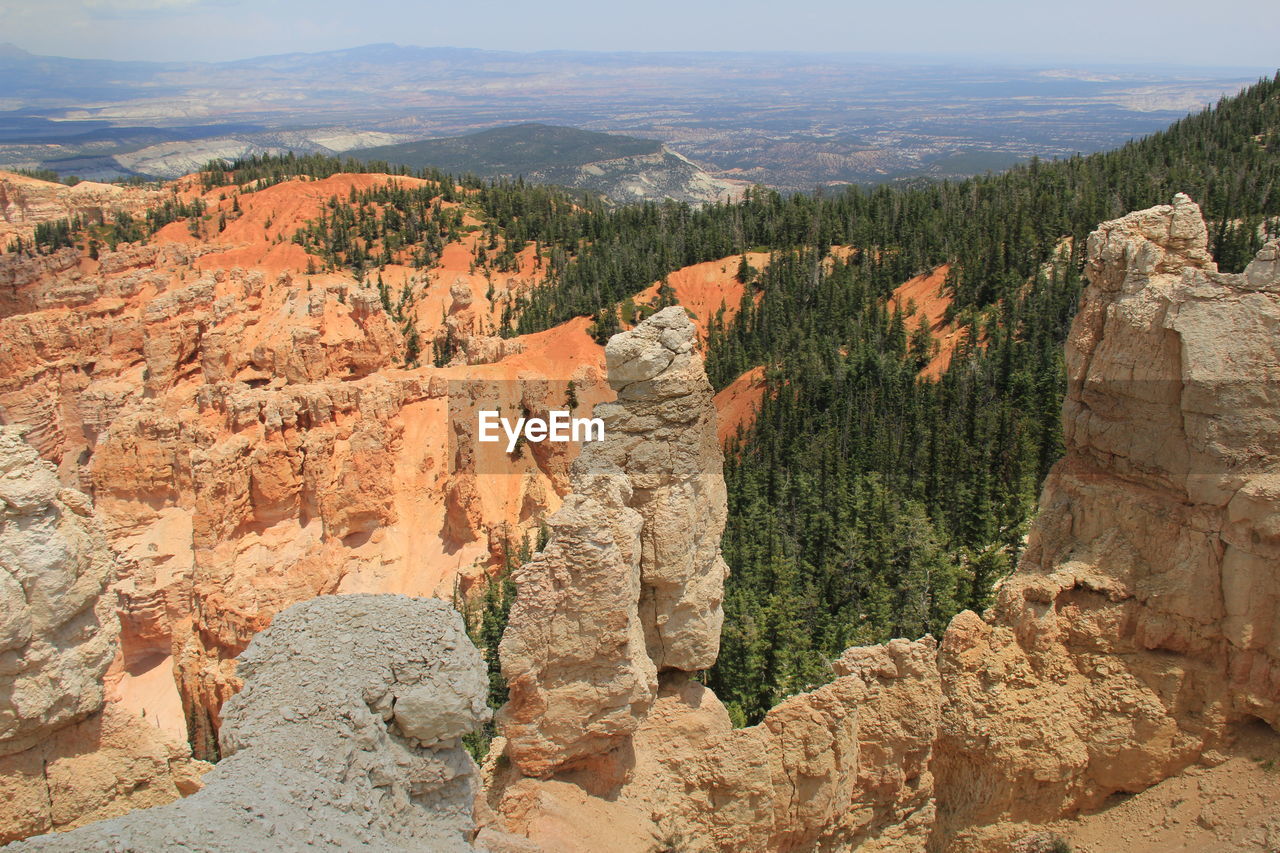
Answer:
[3,0,1277,69]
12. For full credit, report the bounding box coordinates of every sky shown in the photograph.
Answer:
[2,0,1277,69]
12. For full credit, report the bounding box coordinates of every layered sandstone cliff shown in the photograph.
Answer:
[0,426,203,844]
[9,594,492,851]
[0,172,163,251]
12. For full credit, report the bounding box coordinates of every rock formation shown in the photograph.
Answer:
[497,307,727,777]
[931,195,1280,850]
[7,180,1278,850]
[0,171,765,843]
[612,639,941,852]
[601,308,729,672]
[0,187,610,769]
[0,172,163,251]
[489,309,941,850]
[8,594,492,852]
[0,426,203,844]
[487,197,1280,851]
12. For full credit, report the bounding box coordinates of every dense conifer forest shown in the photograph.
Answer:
[8,74,1277,729]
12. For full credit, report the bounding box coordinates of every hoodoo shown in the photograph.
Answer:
[496,306,729,777]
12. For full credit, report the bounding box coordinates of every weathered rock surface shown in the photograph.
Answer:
[0,203,609,766]
[488,198,1280,852]
[491,310,940,850]
[0,427,115,753]
[8,179,1276,850]
[931,196,1280,850]
[497,307,727,777]
[0,426,203,844]
[0,172,163,254]
[598,306,729,672]
[611,639,941,852]
[8,594,491,852]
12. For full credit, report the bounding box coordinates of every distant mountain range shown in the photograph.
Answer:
[0,42,1268,191]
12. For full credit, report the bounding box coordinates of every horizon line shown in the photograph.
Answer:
[2,40,1274,76]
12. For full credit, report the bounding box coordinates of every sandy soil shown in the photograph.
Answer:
[633,252,770,340]
[1048,721,1280,851]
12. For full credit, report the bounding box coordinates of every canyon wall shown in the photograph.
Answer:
[0,190,609,769]
[9,594,492,852]
[0,172,163,250]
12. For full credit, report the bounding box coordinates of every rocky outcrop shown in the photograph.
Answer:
[931,195,1280,850]
[0,426,203,844]
[489,197,1280,851]
[497,307,727,777]
[496,463,654,777]
[490,309,940,850]
[0,172,163,253]
[442,277,525,366]
[611,640,941,852]
[9,594,491,852]
[0,249,400,472]
[0,427,115,754]
[595,307,729,672]
[9,182,1276,849]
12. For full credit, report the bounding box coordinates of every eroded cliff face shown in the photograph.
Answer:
[932,195,1280,850]
[0,173,163,254]
[8,594,492,852]
[485,197,1280,852]
[0,173,614,772]
[0,426,203,844]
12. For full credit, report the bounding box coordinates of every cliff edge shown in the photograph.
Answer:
[934,194,1280,849]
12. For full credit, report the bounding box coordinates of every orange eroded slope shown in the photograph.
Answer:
[0,169,597,753]
[713,366,767,445]
[891,263,957,379]
[633,252,770,339]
